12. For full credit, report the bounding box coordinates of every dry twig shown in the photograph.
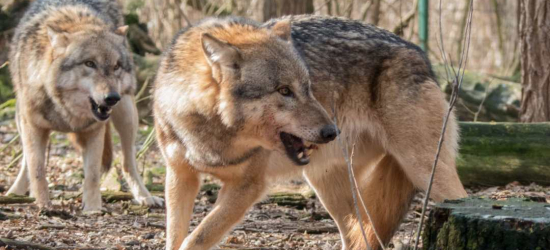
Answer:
[331,94,381,250]
[412,0,474,249]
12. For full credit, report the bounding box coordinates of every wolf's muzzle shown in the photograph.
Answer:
[104,92,121,106]
[319,124,338,143]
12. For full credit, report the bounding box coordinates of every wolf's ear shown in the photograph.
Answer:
[115,25,129,37]
[271,20,292,41]
[201,33,241,68]
[46,26,69,48]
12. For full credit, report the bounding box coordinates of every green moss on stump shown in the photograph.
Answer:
[423,197,550,250]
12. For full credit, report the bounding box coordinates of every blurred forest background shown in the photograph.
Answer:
[0,0,523,123]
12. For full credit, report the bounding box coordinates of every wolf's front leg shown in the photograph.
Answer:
[76,125,106,212]
[165,164,200,250]
[179,177,266,250]
[111,95,164,207]
[18,120,50,208]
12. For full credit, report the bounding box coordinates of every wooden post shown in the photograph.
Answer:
[418,0,429,51]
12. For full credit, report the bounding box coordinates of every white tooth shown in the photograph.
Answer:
[306,149,312,156]
[298,152,304,159]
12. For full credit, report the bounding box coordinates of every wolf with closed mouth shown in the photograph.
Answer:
[154,15,467,250]
[6,0,163,211]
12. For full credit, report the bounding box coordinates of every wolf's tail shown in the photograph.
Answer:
[347,154,416,250]
[101,123,113,175]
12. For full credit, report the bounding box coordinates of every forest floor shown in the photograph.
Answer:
[1,123,549,250]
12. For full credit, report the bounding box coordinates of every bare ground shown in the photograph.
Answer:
[1,124,549,250]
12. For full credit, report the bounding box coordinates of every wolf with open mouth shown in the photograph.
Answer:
[6,0,163,211]
[154,15,467,250]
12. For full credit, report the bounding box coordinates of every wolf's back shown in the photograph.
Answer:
[265,15,434,88]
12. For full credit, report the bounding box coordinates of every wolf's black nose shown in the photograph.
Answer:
[104,92,121,106]
[320,125,338,142]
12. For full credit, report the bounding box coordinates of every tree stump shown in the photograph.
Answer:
[423,197,550,250]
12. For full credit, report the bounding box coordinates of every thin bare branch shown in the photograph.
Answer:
[0,134,19,153]
[134,77,150,103]
[359,1,373,21]
[392,0,418,36]
[331,94,372,250]
[473,80,492,122]
[349,143,387,249]
[0,61,9,69]
[7,150,23,169]
[412,1,474,249]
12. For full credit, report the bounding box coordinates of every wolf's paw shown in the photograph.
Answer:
[82,201,103,212]
[6,185,29,196]
[82,209,106,216]
[134,196,164,207]
[35,201,53,210]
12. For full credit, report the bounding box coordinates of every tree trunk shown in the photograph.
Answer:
[138,0,189,49]
[0,0,32,64]
[423,197,550,250]
[519,1,550,122]
[366,0,381,25]
[253,0,314,22]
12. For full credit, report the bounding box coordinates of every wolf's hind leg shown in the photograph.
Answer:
[6,156,29,195]
[304,151,413,250]
[7,115,33,196]
[111,95,163,207]
[383,83,467,202]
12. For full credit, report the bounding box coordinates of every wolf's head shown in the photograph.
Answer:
[201,20,337,165]
[46,25,134,121]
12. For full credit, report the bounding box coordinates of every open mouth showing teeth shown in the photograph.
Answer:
[280,132,318,166]
[89,97,111,121]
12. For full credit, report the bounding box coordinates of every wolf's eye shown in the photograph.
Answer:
[278,87,293,97]
[84,61,96,68]
[113,63,121,71]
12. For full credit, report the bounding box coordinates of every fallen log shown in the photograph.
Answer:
[0,238,55,250]
[423,197,550,250]
[264,192,309,209]
[0,194,34,204]
[457,122,550,186]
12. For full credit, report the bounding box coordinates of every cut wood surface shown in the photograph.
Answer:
[423,197,550,250]
[457,122,550,186]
